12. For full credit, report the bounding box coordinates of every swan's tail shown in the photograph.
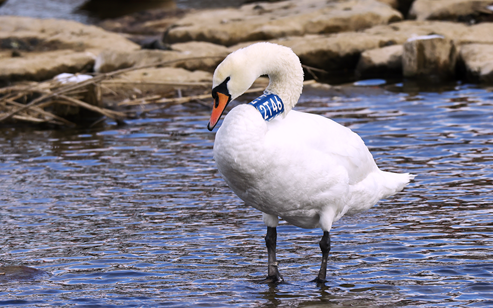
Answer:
[380,171,415,198]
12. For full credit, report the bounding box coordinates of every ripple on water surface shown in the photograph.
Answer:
[0,83,492,307]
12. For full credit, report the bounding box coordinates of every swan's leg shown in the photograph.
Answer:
[313,231,331,284]
[264,226,284,283]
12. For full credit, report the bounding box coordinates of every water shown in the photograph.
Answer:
[0,0,245,24]
[0,81,493,307]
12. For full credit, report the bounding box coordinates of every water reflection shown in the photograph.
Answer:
[0,82,492,306]
[76,0,175,20]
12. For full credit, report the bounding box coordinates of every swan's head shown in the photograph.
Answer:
[207,42,304,131]
[207,47,260,131]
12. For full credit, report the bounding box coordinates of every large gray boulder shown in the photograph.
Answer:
[458,43,493,83]
[0,16,140,82]
[165,0,402,46]
[402,35,457,78]
[356,44,403,78]
[409,0,493,21]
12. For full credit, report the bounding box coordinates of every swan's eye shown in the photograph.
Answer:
[212,76,231,107]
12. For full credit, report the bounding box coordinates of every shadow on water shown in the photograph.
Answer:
[0,80,492,306]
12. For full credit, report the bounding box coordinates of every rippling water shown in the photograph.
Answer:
[0,81,492,307]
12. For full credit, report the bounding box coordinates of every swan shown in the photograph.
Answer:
[207,42,413,284]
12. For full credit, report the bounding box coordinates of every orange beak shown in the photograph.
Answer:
[207,92,231,131]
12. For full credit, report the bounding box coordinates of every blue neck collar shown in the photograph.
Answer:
[249,93,285,121]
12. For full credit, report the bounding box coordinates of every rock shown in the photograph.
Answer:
[140,37,170,50]
[0,266,49,282]
[409,0,493,22]
[363,20,470,43]
[364,20,493,45]
[1,50,96,82]
[402,35,457,79]
[102,67,212,102]
[95,49,178,73]
[95,41,230,73]
[460,23,493,45]
[229,21,463,73]
[356,44,403,78]
[377,0,399,9]
[97,8,187,46]
[230,20,493,80]
[270,32,392,73]
[165,0,402,46]
[457,43,493,83]
[115,67,211,84]
[0,16,139,83]
[171,41,230,71]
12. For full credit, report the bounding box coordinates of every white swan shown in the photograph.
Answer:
[207,42,413,284]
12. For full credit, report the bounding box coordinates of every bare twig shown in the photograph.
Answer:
[11,114,64,125]
[120,87,266,107]
[302,65,329,81]
[120,80,317,108]
[56,95,125,120]
[4,97,75,126]
[302,65,328,74]
[118,95,163,106]
[89,116,107,128]
[102,80,211,87]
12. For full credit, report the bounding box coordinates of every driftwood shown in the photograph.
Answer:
[0,56,222,126]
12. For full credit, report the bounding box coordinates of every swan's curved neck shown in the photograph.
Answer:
[214,43,304,116]
[249,45,304,115]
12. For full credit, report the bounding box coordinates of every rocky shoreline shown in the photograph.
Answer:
[1,0,493,125]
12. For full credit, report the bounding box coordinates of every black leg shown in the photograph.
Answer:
[313,231,331,284]
[264,226,284,283]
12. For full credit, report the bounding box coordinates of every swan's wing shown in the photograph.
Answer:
[266,110,378,185]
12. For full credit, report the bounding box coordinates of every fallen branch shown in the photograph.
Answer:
[0,56,223,124]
